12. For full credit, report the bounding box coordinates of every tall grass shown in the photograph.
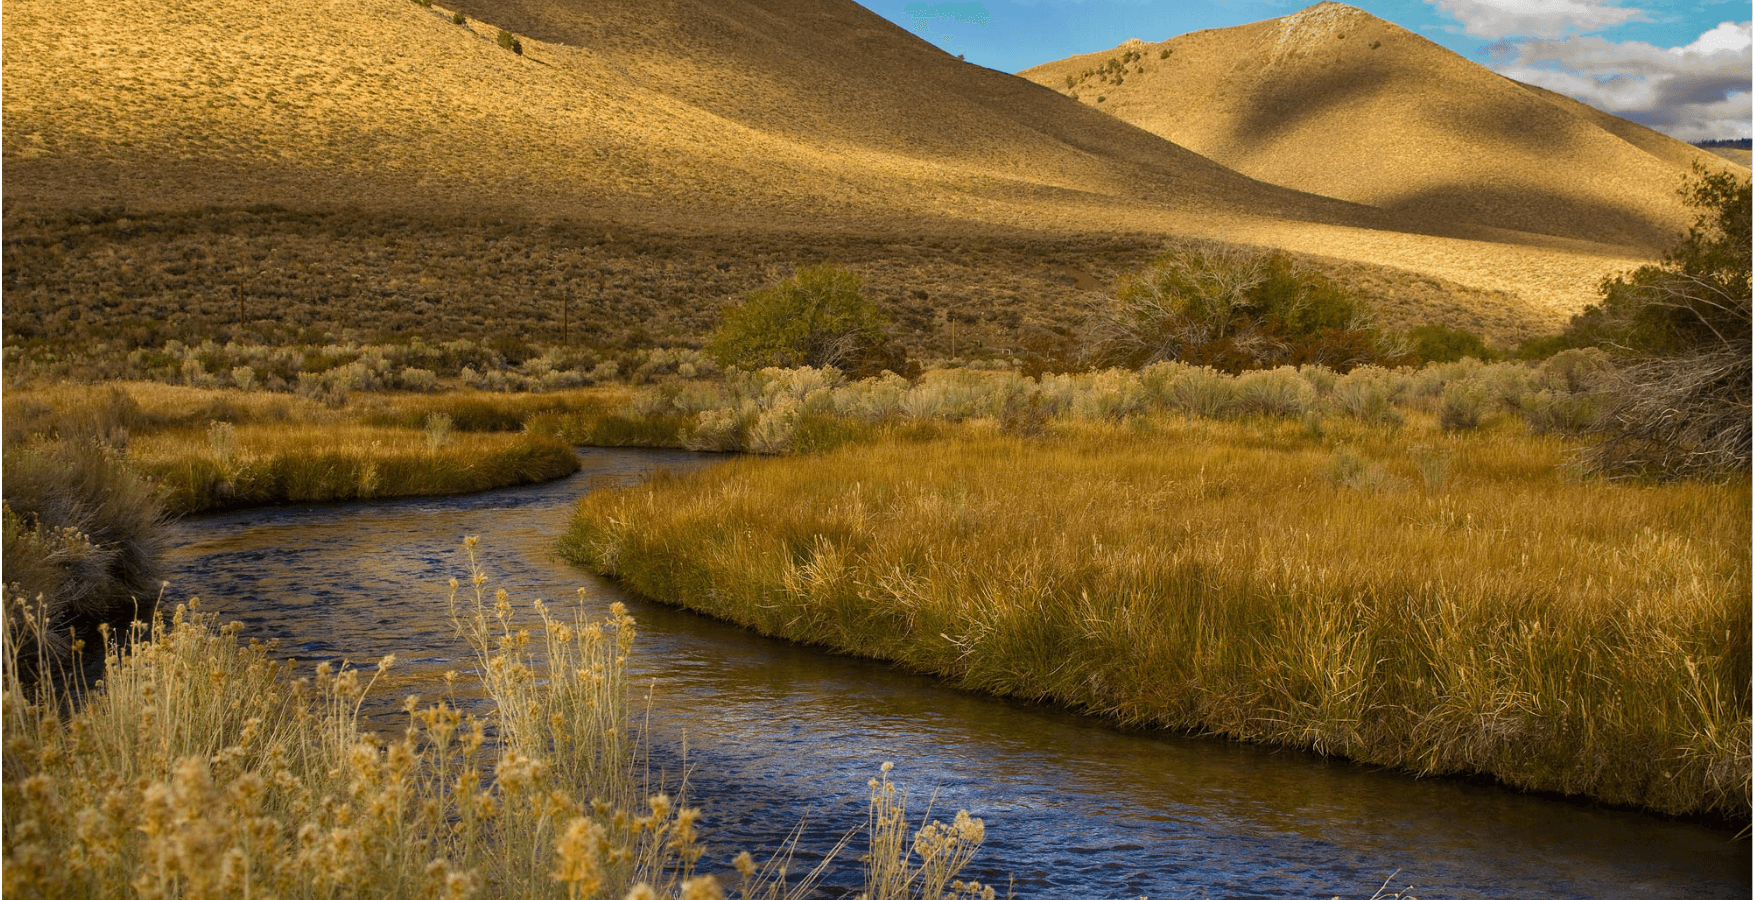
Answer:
[3,382,603,515]
[131,423,581,515]
[562,418,1751,822]
[2,541,995,899]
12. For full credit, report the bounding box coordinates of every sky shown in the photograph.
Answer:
[861,0,1753,141]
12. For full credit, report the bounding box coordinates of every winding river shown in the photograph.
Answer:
[164,448,1749,899]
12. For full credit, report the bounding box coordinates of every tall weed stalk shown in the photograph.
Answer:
[2,541,993,898]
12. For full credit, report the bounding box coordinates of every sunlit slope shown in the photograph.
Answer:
[2,0,1655,333]
[2,0,908,223]
[3,0,1390,233]
[1020,1,1738,250]
[1703,147,1753,167]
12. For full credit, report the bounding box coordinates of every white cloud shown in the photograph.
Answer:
[1677,20,1751,55]
[1494,21,1752,140]
[1428,0,1648,39]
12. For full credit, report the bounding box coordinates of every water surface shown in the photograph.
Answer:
[165,448,1750,899]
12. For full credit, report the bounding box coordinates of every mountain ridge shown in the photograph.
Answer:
[1019,1,1738,251]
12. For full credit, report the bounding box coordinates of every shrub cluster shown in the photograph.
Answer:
[626,355,1603,454]
[706,265,913,380]
[10,339,718,397]
[1571,169,1751,479]
[1083,242,1400,373]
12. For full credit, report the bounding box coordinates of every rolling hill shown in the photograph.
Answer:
[1020,1,1740,251]
[4,0,1362,233]
[2,0,1672,342]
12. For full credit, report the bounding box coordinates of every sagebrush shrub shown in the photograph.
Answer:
[1085,242,1389,373]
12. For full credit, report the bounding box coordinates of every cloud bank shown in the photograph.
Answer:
[1433,0,1648,39]
[1427,1,1750,140]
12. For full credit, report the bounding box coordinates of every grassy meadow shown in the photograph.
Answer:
[561,371,1751,822]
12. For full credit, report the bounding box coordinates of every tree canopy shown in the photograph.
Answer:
[704,265,910,378]
[1084,242,1394,373]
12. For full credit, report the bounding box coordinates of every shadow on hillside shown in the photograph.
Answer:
[1378,180,1673,251]
[1224,58,1400,150]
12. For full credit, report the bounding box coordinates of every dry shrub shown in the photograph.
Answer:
[2,441,166,687]
[1583,347,1751,479]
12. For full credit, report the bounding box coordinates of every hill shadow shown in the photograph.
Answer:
[1379,180,1676,251]
[1223,57,1400,150]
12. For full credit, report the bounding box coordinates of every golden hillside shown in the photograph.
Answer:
[1020,1,1738,251]
[3,0,1661,336]
[5,0,1345,231]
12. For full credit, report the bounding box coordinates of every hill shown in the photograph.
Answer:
[1019,2,1739,251]
[3,0,1359,233]
[3,0,1662,343]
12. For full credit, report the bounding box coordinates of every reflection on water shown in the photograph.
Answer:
[165,448,1750,899]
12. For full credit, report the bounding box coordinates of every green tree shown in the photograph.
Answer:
[1571,167,1751,477]
[1084,242,1393,372]
[1406,323,1492,363]
[705,265,910,378]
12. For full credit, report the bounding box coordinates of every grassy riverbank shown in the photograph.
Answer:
[0,382,678,515]
[2,543,1000,900]
[562,416,1751,822]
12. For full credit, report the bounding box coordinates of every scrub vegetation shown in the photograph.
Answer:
[4,174,1746,887]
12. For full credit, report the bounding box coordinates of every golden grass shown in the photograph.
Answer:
[3,382,596,515]
[563,416,1751,821]
[130,422,580,514]
[1,543,996,899]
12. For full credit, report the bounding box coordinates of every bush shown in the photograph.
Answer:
[1406,323,1492,364]
[453,11,466,23]
[1084,242,1391,373]
[705,265,911,379]
[3,442,167,688]
[1571,168,1751,478]
[1328,366,1405,427]
[1234,366,1314,418]
[1437,381,1486,431]
[497,29,523,54]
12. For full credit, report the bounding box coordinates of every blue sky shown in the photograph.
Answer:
[863,0,1752,140]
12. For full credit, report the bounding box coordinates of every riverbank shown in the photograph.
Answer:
[2,540,998,899]
[561,416,1752,823]
[1,381,688,515]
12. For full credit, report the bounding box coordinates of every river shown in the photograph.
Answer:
[164,448,1749,899]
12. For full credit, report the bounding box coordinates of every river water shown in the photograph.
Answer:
[164,448,1749,899]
